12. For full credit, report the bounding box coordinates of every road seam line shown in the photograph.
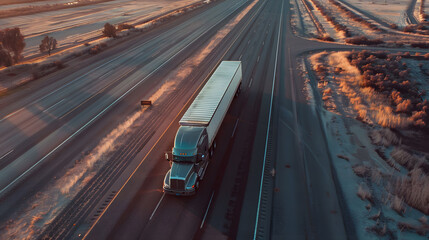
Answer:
[0,150,13,161]
[253,0,283,239]
[231,118,239,137]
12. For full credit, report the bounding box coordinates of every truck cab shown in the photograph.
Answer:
[163,126,209,196]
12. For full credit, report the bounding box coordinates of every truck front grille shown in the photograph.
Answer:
[171,179,185,190]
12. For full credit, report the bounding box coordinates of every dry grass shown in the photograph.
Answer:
[391,147,427,171]
[394,168,429,214]
[370,128,401,146]
[357,183,373,203]
[353,165,370,177]
[390,195,405,215]
[0,0,114,19]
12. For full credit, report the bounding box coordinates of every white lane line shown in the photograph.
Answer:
[248,40,251,45]
[248,77,253,88]
[200,191,215,229]
[257,56,260,62]
[239,54,243,60]
[231,118,239,137]
[253,0,283,239]
[83,1,267,238]
[0,0,251,197]
[262,41,264,46]
[0,108,24,122]
[43,99,65,113]
[0,150,13,161]
[150,193,165,220]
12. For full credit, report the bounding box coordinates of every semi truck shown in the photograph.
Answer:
[163,61,242,196]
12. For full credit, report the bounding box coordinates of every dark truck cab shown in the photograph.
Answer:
[163,127,209,195]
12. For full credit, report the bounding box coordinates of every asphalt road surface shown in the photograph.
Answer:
[86,0,349,239]
[0,0,372,238]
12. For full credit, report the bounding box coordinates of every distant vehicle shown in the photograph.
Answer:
[163,61,242,196]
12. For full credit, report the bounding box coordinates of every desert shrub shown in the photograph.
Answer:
[370,128,400,146]
[0,27,25,63]
[117,23,134,30]
[54,60,65,69]
[102,23,117,38]
[89,45,102,55]
[390,195,405,215]
[39,35,57,55]
[411,42,429,49]
[404,25,416,32]
[317,35,335,42]
[391,147,422,170]
[348,51,429,128]
[357,183,373,203]
[0,46,13,67]
[367,224,387,236]
[353,165,370,177]
[345,36,384,45]
[394,168,429,214]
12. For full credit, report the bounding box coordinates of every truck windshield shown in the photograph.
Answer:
[172,155,196,163]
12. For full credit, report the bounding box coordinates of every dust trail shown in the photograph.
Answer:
[0,0,259,237]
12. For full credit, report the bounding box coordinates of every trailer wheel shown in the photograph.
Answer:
[235,83,242,97]
[209,148,214,159]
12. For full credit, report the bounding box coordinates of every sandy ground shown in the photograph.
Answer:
[0,0,200,59]
[303,51,429,239]
[0,0,72,11]
[342,0,409,26]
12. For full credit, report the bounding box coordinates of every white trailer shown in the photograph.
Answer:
[163,61,242,196]
[179,61,242,147]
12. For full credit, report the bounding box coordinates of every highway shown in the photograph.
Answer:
[84,0,349,239]
[0,0,255,238]
[0,0,357,238]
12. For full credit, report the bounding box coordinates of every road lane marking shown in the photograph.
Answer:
[0,0,253,198]
[239,54,243,60]
[262,41,264,46]
[253,0,283,239]
[150,193,165,220]
[43,99,65,113]
[83,1,267,237]
[248,40,250,45]
[59,69,133,120]
[231,118,239,137]
[257,56,260,62]
[248,77,253,88]
[200,191,214,229]
[0,150,13,161]
[0,108,24,122]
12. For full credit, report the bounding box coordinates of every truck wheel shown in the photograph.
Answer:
[195,180,200,192]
